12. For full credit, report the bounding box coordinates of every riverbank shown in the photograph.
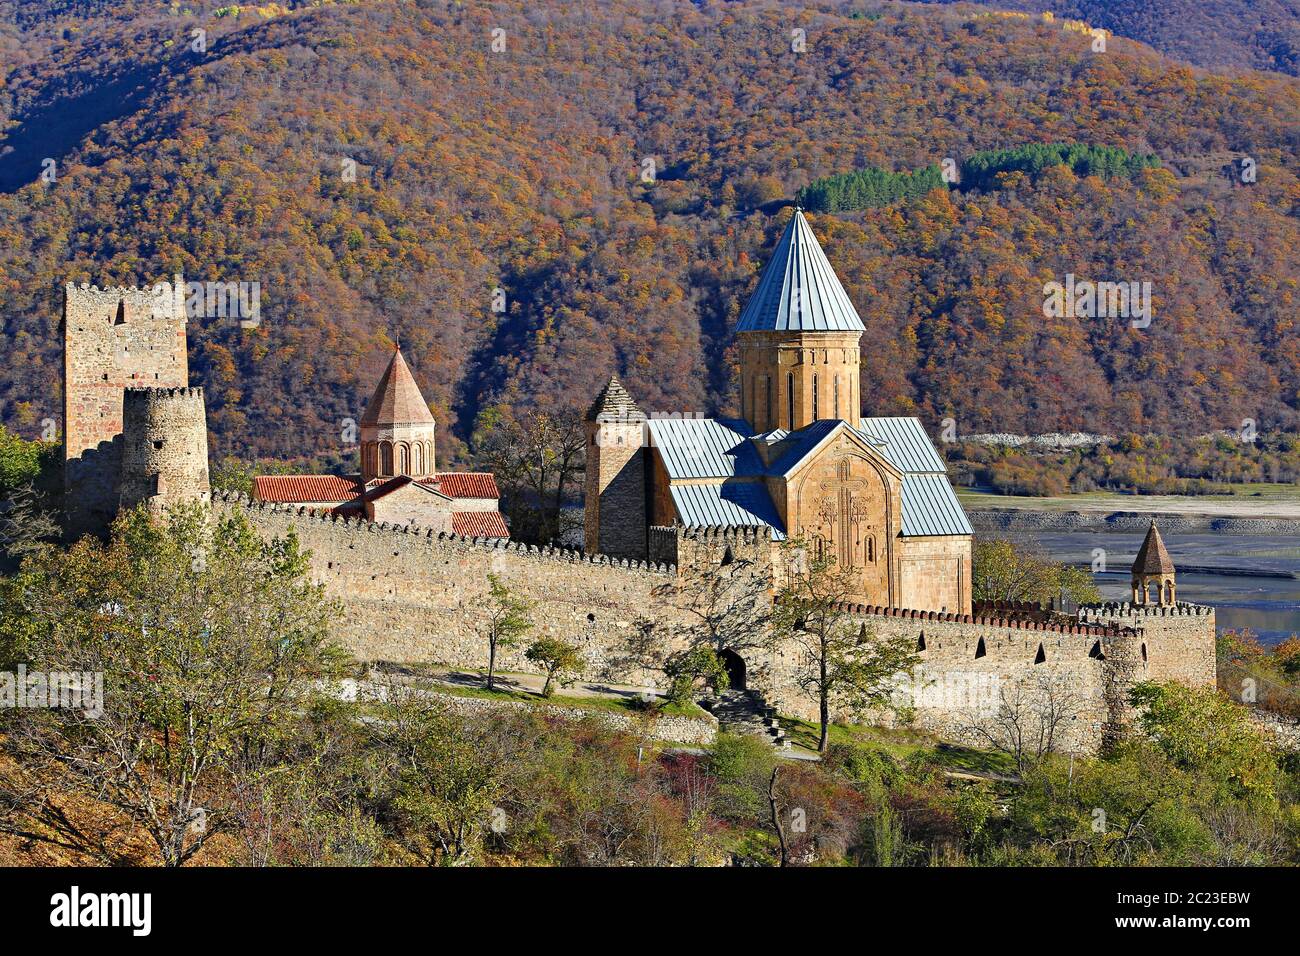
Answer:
[970,508,1300,536]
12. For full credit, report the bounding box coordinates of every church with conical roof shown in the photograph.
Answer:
[584,210,973,614]
[253,346,508,537]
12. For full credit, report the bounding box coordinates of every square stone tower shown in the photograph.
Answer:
[583,375,648,560]
[63,277,188,538]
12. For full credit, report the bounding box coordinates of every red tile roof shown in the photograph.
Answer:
[252,474,361,504]
[452,511,509,538]
[418,473,500,499]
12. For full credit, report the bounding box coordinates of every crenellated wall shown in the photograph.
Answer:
[208,499,1215,754]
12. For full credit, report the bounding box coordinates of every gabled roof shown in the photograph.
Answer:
[768,419,890,476]
[252,474,361,504]
[452,511,509,538]
[859,417,948,473]
[646,417,763,479]
[670,482,786,539]
[646,412,970,537]
[365,475,452,503]
[735,210,866,333]
[360,348,436,427]
[255,472,499,503]
[900,474,973,536]
[585,375,647,423]
[417,473,500,499]
[1133,521,1176,575]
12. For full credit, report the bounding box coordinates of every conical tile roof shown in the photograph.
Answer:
[360,348,436,426]
[1133,520,1176,575]
[585,374,646,423]
[736,210,866,333]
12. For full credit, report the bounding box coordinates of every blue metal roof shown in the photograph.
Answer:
[646,417,762,479]
[858,417,948,473]
[735,211,866,333]
[900,474,974,536]
[767,419,886,475]
[649,413,969,538]
[669,482,787,539]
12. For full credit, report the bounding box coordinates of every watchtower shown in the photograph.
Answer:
[62,277,188,536]
[119,387,211,515]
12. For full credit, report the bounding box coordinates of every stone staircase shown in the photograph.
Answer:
[704,689,787,749]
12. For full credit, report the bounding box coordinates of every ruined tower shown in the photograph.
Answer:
[63,277,189,537]
[736,210,865,432]
[359,347,437,481]
[583,375,648,560]
[119,387,211,514]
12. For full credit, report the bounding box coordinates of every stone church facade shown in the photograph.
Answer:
[585,211,972,615]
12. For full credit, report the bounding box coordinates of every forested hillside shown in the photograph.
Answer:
[915,0,1300,77]
[0,0,1297,467]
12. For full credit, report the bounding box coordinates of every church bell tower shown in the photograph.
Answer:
[737,210,866,432]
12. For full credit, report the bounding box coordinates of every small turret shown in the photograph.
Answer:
[583,375,648,559]
[359,346,437,481]
[1132,520,1176,606]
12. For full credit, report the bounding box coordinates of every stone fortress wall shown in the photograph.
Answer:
[64,279,1218,757]
[212,494,1213,753]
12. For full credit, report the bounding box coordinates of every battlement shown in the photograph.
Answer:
[64,275,187,324]
[832,600,1136,637]
[213,491,678,575]
[1079,600,1214,619]
[675,524,774,542]
[125,385,206,402]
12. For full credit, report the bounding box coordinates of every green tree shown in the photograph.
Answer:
[663,645,729,703]
[524,636,583,696]
[771,539,921,753]
[0,503,347,866]
[972,537,1100,605]
[1128,682,1280,802]
[483,573,532,691]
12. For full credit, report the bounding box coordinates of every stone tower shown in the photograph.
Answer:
[1132,520,1176,606]
[736,210,865,432]
[63,277,189,538]
[119,387,211,515]
[359,347,437,481]
[583,375,648,560]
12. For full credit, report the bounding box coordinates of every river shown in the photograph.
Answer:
[1005,531,1300,646]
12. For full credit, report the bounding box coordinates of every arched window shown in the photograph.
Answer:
[380,442,394,476]
[398,443,410,475]
[834,376,840,419]
[765,377,772,427]
[866,536,875,562]
[411,442,423,475]
[786,372,795,429]
[812,374,819,421]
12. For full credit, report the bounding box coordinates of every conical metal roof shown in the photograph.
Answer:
[736,210,866,333]
[360,347,436,427]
